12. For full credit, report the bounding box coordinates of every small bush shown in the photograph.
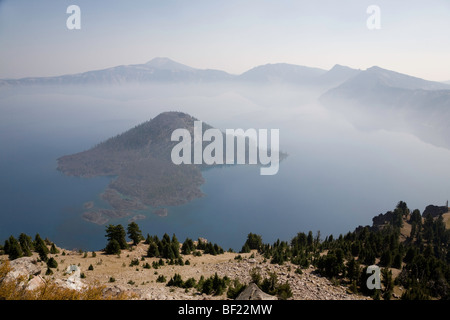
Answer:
[47,257,58,269]
[183,278,197,289]
[227,279,247,299]
[129,258,139,267]
[167,273,184,287]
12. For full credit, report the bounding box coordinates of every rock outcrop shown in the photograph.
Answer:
[236,283,277,300]
[5,257,41,282]
[422,205,449,218]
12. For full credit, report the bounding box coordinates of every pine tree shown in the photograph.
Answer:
[243,233,263,251]
[392,252,402,269]
[105,225,128,249]
[162,233,171,245]
[423,214,434,242]
[3,239,10,255]
[34,234,49,254]
[105,239,121,255]
[8,236,23,260]
[381,268,394,300]
[240,243,251,254]
[346,257,360,281]
[380,250,392,267]
[181,238,194,255]
[307,231,314,250]
[170,235,180,258]
[47,257,58,268]
[18,233,33,256]
[147,242,160,257]
[50,243,60,254]
[127,222,143,246]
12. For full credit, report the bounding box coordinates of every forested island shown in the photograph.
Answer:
[57,111,286,225]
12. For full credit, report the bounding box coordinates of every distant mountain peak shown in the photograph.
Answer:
[145,57,195,71]
[329,64,355,71]
[336,66,450,91]
[238,62,326,83]
[318,64,361,86]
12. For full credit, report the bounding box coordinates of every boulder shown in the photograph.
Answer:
[236,283,277,300]
[6,257,41,282]
[65,264,80,276]
[26,275,46,291]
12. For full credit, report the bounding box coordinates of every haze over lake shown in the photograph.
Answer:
[1,81,450,251]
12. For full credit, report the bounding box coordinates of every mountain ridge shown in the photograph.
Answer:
[5,58,446,89]
[320,66,450,149]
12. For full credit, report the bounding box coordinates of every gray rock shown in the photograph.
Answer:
[236,283,277,300]
[26,275,45,291]
[6,257,41,282]
[422,205,448,218]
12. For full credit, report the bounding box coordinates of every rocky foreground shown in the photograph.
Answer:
[1,242,367,300]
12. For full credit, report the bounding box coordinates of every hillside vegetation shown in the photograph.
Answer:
[1,201,449,300]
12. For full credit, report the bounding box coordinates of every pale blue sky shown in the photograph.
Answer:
[0,0,449,81]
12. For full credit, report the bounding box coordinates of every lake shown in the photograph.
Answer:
[1,84,450,251]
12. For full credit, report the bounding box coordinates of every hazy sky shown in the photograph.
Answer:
[0,0,449,81]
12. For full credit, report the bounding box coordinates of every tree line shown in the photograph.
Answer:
[2,201,449,300]
[241,201,450,300]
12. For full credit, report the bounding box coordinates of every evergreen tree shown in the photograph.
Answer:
[18,233,33,256]
[260,272,278,295]
[410,209,422,225]
[227,279,247,299]
[105,239,121,255]
[162,233,171,245]
[127,222,143,246]
[8,236,23,260]
[50,243,60,254]
[240,243,250,254]
[392,208,404,228]
[243,233,263,251]
[380,250,392,267]
[346,257,360,282]
[47,257,58,268]
[34,234,49,254]
[170,234,181,258]
[3,239,10,255]
[166,245,176,260]
[381,268,394,300]
[392,252,402,269]
[167,273,184,287]
[181,238,194,255]
[396,201,409,217]
[105,224,128,249]
[307,231,314,250]
[147,242,160,258]
[196,238,206,250]
[351,241,361,257]
[423,214,434,242]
